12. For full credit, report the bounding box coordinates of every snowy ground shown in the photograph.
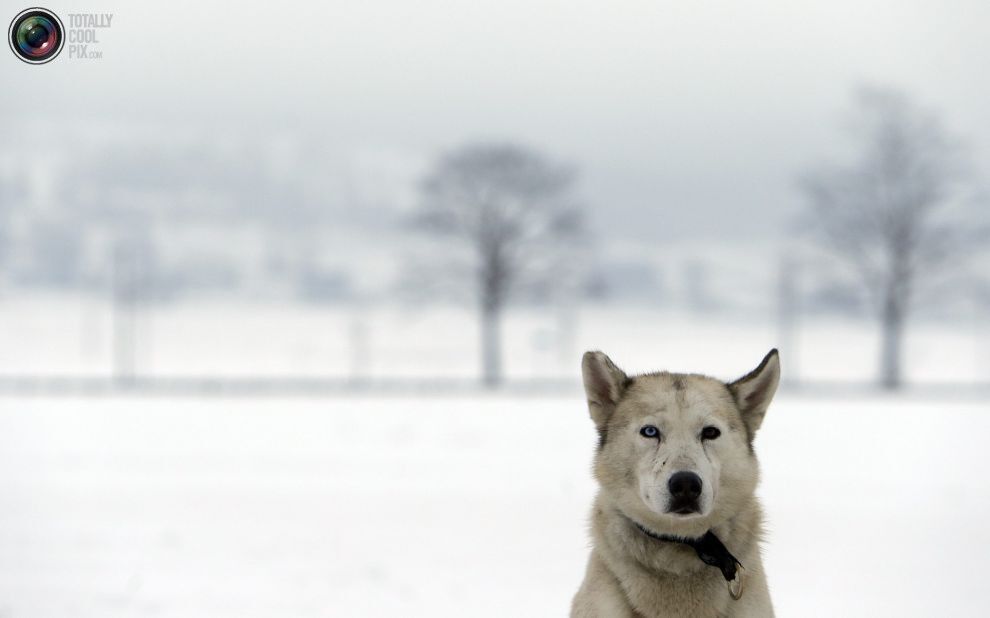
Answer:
[0,393,987,617]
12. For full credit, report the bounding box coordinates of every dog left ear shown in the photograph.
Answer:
[581,351,629,434]
[728,349,780,437]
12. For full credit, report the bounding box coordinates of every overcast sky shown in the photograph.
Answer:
[6,0,990,243]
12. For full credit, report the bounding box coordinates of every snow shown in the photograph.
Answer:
[0,393,987,617]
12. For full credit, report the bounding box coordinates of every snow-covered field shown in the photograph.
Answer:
[0,393,987,617]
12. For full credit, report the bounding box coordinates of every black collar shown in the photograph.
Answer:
[632,521,743,584]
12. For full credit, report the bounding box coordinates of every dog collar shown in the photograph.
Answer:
[633,521,746,600]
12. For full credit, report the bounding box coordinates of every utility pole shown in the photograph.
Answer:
[776,253,799,387]
[111,239,139,386]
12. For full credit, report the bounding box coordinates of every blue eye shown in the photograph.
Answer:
[640,425,660,439]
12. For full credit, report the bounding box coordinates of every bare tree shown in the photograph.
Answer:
[413,142,583,386]
[800,87,980,389]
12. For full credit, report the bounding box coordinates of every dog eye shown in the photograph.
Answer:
[639,425,660,439]
[701,426,721,440]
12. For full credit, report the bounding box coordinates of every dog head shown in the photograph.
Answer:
[582,349,779,538]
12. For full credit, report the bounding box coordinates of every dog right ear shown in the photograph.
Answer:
[582,351,629,432]
[728,349,780,438]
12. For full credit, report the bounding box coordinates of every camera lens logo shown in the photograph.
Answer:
[9,8,64,64]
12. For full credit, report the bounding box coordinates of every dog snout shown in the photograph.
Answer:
[668,471,703,501]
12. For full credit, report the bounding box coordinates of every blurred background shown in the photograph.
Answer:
[1,1,989,616]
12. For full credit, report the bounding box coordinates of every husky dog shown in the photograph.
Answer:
[571,350,780,617]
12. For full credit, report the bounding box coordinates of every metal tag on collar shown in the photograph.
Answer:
[727,563,745,600]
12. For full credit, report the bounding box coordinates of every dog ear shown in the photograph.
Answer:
[582,351,629,432]
[728,349,780,437]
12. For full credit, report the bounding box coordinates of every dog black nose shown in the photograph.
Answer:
[668,471,703,500]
